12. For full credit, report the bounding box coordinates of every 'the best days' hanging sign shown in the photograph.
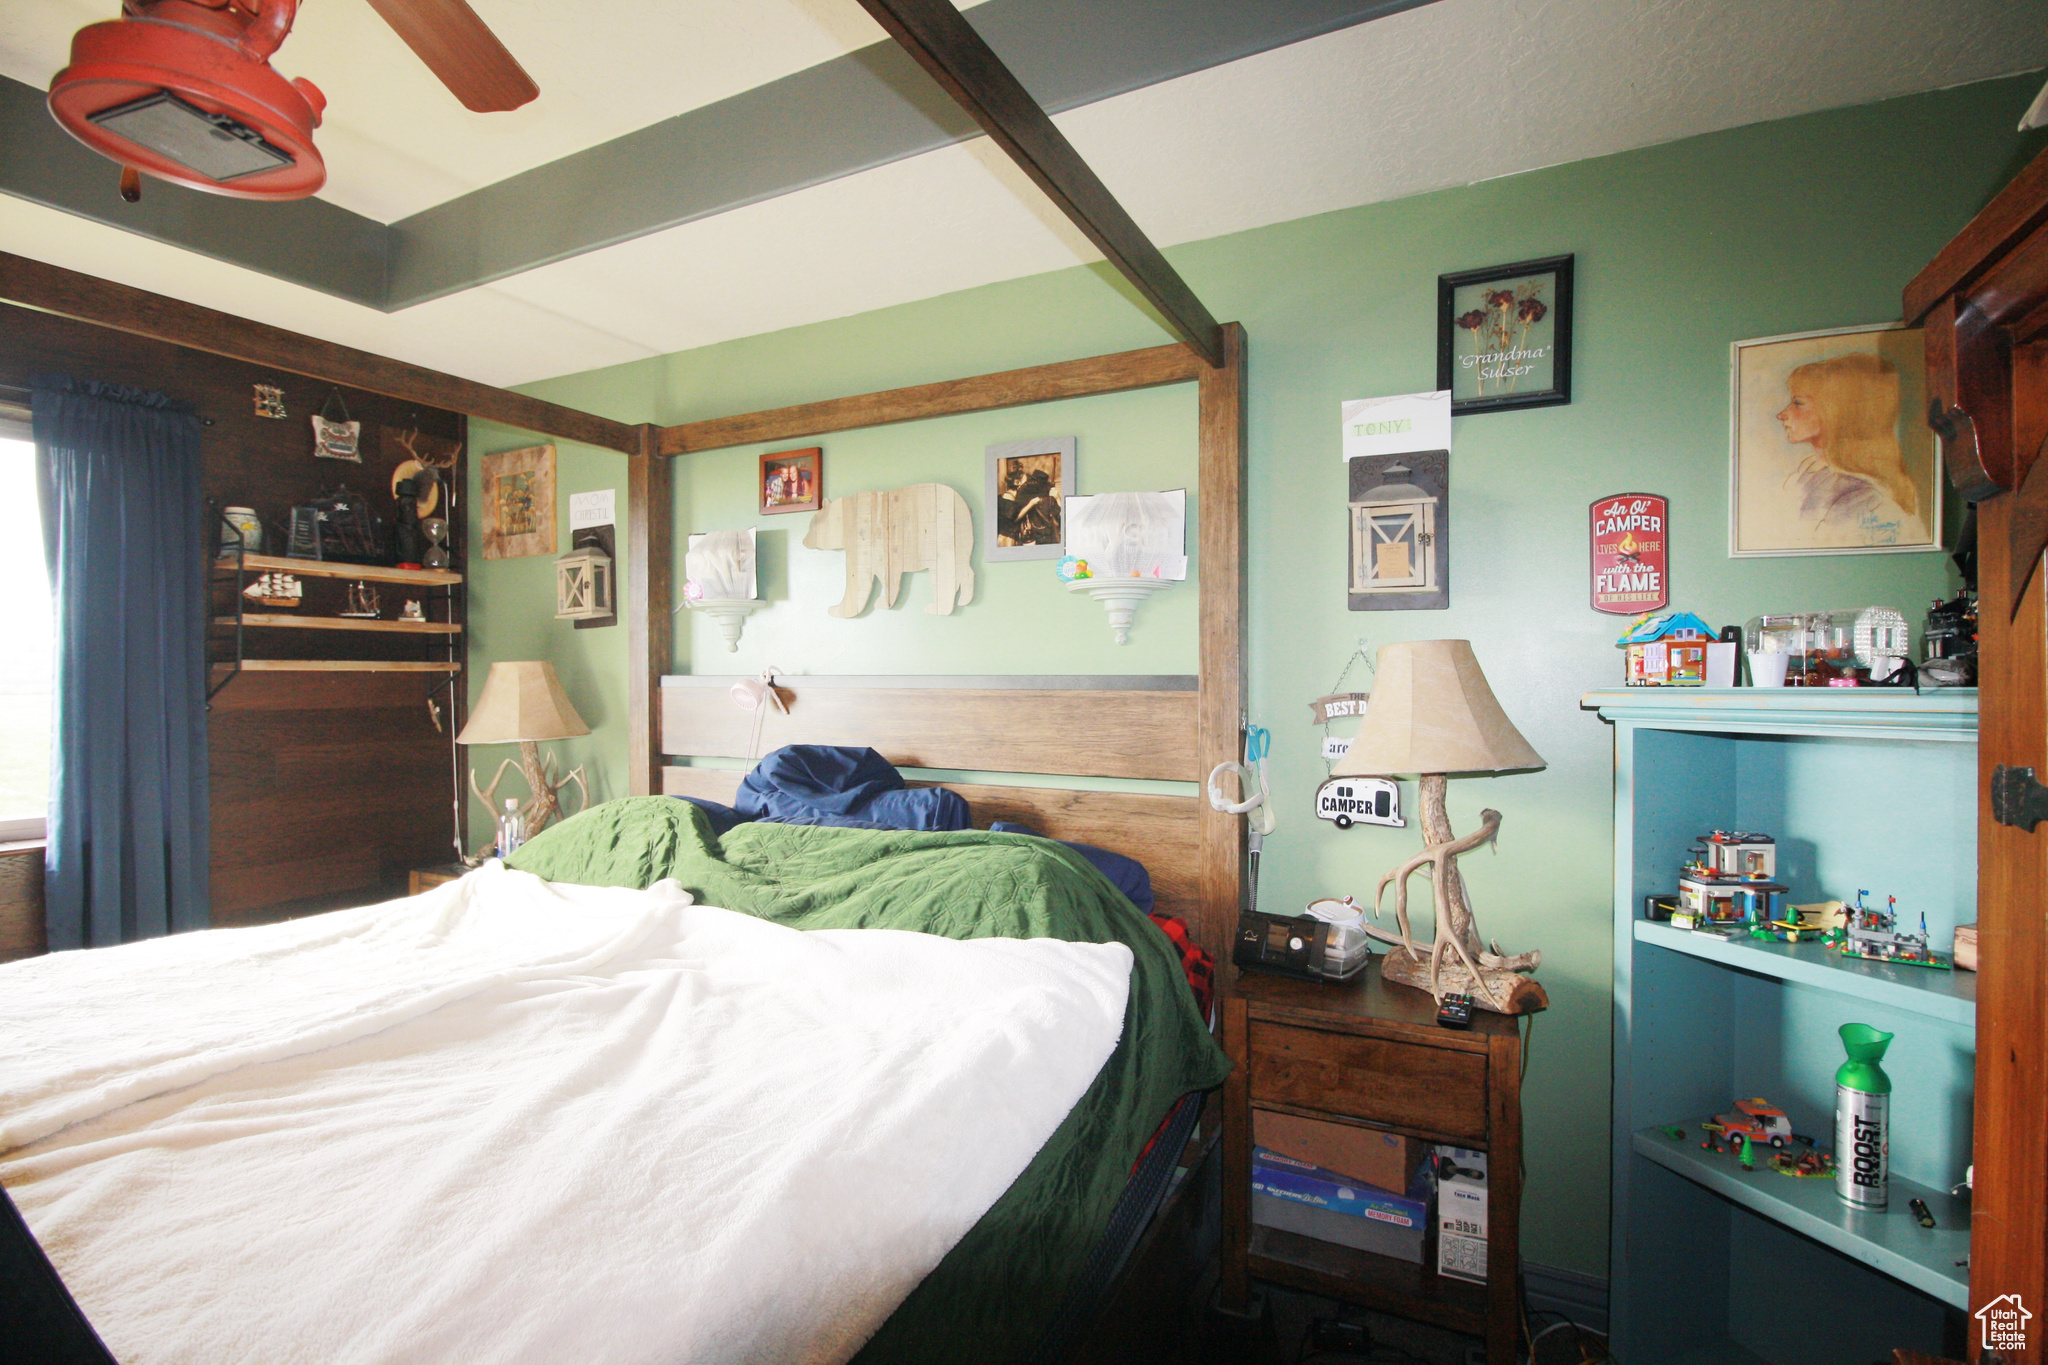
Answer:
[1589,493,1670,615]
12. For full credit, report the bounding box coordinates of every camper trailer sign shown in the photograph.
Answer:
[1313,776,1404,830]
[1590,493,1670,615]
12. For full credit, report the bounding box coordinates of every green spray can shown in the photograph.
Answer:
[1836,1022,1894,1208]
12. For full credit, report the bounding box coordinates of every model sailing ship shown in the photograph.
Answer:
[339,581,381,618]
[243,572,302,608]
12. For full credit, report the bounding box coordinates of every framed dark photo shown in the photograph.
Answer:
[759,447,822,515]
[1436,254,1573,415]
[986,437,1074,561]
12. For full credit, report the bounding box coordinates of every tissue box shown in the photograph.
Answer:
[1251,1149,1433,1265]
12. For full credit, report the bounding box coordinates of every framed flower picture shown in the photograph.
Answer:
[1436,255,1573,415]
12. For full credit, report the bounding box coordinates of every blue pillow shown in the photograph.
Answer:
[676,797,745,836]
[989,820,1155,913]
[736,745,971,831]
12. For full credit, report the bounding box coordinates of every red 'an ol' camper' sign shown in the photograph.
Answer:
[1589,493,1670,615]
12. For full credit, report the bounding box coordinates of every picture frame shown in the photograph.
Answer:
[479,443,556,560]
[985,437,1075,561]
[759,447,822,515]
[1436,254,1574,415]
[1728,323,1940,557]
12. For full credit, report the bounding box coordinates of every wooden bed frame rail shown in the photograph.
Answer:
[660,674,1209,926]
[632,328,1246,968]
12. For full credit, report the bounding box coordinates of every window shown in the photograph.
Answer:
[0,417,50,841]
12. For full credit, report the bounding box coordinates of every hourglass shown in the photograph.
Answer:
[421,517,450,570]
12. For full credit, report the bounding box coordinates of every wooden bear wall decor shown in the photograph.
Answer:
[802,484,975,617]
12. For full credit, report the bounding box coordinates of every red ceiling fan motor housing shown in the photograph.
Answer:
[49,0,327,200]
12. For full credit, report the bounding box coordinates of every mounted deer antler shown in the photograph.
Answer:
[393,426,459,469]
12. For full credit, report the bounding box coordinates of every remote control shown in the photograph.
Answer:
[1436,993,1474,1029]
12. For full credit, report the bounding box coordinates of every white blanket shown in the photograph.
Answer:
[0,864,1132,1365]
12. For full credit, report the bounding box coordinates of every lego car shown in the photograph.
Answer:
[1712,1098,1794,1149]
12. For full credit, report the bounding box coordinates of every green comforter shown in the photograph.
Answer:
[507,797,1230,1363]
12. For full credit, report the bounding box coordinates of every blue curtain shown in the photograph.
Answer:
[33,376,209,949]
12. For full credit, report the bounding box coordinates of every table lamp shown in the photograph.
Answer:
[1331,639,1548,1014]
[456,660,591,844]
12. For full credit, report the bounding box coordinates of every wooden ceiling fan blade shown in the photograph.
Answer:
[362,0,538,113]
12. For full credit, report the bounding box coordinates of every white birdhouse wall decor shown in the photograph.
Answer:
[1348,451,1449,612]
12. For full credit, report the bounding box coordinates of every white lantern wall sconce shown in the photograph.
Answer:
[1348,451,1450,612]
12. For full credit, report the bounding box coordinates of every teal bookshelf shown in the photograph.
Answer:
[1585,689,1977,1365]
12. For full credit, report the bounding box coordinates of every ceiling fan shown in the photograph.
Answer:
[47,0,538,202]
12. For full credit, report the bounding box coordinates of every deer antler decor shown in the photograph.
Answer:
[470,746,589,846]
[455,660,592,856]
[1334,641,1549,1016]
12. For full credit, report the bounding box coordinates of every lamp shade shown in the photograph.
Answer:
[456,661,590,745]
[1331,640,1544,777]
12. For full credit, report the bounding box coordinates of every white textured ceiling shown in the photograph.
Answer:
[2,0,2045,390]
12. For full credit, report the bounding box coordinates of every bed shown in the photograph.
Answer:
[1,799,1227,1364]
[1,331,1250,1363]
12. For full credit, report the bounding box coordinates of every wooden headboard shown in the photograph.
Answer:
[627,330,1247,965]
[660,675,1206,924]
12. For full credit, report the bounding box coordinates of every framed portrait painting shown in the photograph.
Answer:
[479,443,555,559]
[1729,324,1940,557]
[985,437,1074,561]
[760,447,822,515]
[1436,254,1573,415]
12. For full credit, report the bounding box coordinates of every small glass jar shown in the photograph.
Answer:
[1744,609,1909,686]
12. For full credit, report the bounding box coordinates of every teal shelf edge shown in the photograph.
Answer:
[1632,1124,1970,1309]
[1581,688,1977,742]
[1634,921,1976,1027]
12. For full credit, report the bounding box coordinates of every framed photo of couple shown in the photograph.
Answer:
[759,448,822,515]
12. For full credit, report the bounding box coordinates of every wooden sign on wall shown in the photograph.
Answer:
[480,444,556,559]
[803,483,975,617]
[1589,492,1669,614]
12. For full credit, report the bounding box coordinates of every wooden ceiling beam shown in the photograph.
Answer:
[0,251,640,454]
[856,0,1226,369]
[661,342,1201,455]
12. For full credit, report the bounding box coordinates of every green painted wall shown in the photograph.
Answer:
[467,74,2047,1277]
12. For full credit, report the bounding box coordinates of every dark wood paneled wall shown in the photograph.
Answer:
[0,302,465,930]
[0,843,44,961]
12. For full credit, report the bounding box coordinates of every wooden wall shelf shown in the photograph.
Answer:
[212,660,462,674]
[214,553,462,586]
[213,615,463,636]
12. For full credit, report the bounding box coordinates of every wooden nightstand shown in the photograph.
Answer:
[407,863,470,897]
[1220,960,1525,1365]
